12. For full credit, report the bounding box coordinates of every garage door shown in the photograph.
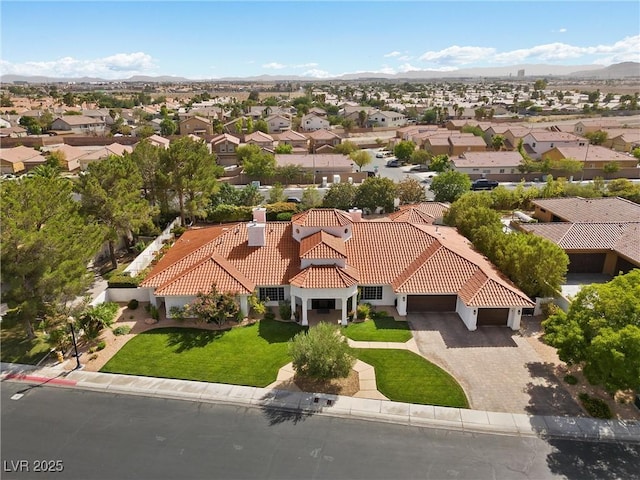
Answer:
[477,308,510,326]
[568,253,605,274]
[407,295,457,312]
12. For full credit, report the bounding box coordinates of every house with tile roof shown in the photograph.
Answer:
[210,133,241,166]
[301,113,330,132]
[522,131,586,159]
[516,197,640,275]
[141,207,533,330]
[0,145,46,173]
[50,115,107,135]
[273,129,309,153]
[306,129,342,153]
[451,151,523,176]
[542,145,638,170]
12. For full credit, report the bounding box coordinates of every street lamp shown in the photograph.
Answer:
[67,316,81,370]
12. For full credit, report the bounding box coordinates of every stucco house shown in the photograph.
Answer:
[179,116,213,135]
[244,131,275,150]
[265,114,292,133]
[210,133,241,166]
[50,115,106,135]
[141,208,533,330]
[368,110,407,128]
[274,129,309,153]
[0,145,46,172]
[451,151,523,176]
[542,145,638,171]
[521,131,585,159]
[306,129,342,153]
[301,114,330,132]
[517,197,640,275]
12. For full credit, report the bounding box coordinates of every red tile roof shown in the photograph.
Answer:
[290,265,359,289]
[532,197,640,223]
[292,208,352,227]
[300,231,346,259]
[388,203,449,224]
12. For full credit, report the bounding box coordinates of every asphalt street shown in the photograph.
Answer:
[2,382,639,480]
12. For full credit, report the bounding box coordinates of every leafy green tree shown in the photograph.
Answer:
[603,161,620,178]
[136,125,155,138]
[254,119,269,133]
[396,177,427,204]
[491,134,505,151]
[77,155,157,269]
[62,92,75,107]
[301,185,322,209]
[276,164,306,186]
[632,147,640,161]
[1,177,103,337]
[393,140,415,163]
[274,143,293,154]
[461,125,484,137]
[130,139,164,208]
[236,144,261,164]
[543,270,640,391]
[19,116,42,135]
[349,150,372,172]
[429,154,451,172]
[237,184,264,206]
[209,182,241,207]
[160,118,176,136]
[551,157,583,179]
[246,117,254,134]
[322,182,357,210]
[606,178,640,203]
[288,322,355,380]
[354,176,396,213]
[242,150,277,182]
[161,136,222,223]
[429,171,471,202]
[333,140,358,155]
[585,130,608,145]
[410,149,431,166]
[269,182,285,203]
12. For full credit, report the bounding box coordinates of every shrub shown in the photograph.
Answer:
[563,374,578,385]
[133,241,147,253]
[96,341,106,351]
[264,309,275,321]
[288,323,355,380]
[266,201,298,220]
[171,225,187,237]
[206,204,253,223]
[112,325,132,336]
[148,304,160,321]
[276,212,293,221]
[279,301,292,320]
[248,294,267,316]
[107,274,140,288]
[184,286,239,325]
[127,299,139,310]
[356,303,370,320]
[78,302,120,340]
[578,393,613,419]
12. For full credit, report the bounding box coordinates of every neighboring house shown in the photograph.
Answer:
[82,109,114,126]
[179,116,213,135]
[0,146,46,173]
[274,129,309,153]
[306,129,342,153]
[42,144,86,171]
[301,113,330,132]
[0,126,27,138]
[573,119,623,136]
[517,197,640,275]
[244,131,275,150]
[147,134,171,150]
[608,130,640,153]
[423,135,451,156]
[483,124,515,145]
[503,127,538,150]
[265,114,292,133]
[50,115,106,135]
[368,110,407,128]
[308,107,327,117]
[77,143,133,170]
[141,208,533,330]
[210,133,241,166]
[542,145,637,171]
[451,151,523,176]
[275,154,353,176]
[448,134,487,156]
[521,131,585,159]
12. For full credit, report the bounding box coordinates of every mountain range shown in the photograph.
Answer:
[1,62,638,84]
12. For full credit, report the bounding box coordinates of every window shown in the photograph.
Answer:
[361,286,383,300]
[499,169,505,173]
[259,287,284,302]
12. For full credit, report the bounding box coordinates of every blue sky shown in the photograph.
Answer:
[1,1,639,79]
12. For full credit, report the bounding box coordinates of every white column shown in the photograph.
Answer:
[290,295,296,321]
[239,295,249,317]
[301,296,308,326]
[351,291,358,313]
[341,297,348,326]
[396,294,407,316]
[508,308,522,330]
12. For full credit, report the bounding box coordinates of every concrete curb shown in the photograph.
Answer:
[2,362,638,444]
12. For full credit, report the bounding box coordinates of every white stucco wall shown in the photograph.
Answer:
[165,296,195,317]
[107,287,154,303]
[456,298,478,331]
[293,225,352,242]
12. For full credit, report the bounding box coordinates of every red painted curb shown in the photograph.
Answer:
[4,373,77,386]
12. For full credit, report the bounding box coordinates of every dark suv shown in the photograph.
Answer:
[470,178,499,191]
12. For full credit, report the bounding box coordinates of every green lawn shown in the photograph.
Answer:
[0,324,52,365]
[355,349,469,408]
[101,320,305,387]
[343,313,412,342]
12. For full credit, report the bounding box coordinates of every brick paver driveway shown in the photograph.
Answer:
[408,313,582,416]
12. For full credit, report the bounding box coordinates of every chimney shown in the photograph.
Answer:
[247,221,266,247]
[348,208,362,222]
[252,207,267,223]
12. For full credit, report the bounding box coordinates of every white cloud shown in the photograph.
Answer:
[419,45,496,65]
[262,62,286,69]
[293,62,319,68]
[417,35,640,68]
[398,55,413,61]
[302,68,332,78]
[384,51,401,58]
[0,52,157,78]
[559,28,567,33]
[398,63,421,72]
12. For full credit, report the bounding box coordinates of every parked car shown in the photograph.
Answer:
[470,178,499,191]
[286,197,301,204]
[364,171,376,177]
[410,164,431,172]
[375,152,384,158]
[386,159,400,167]
[384,151,394,157]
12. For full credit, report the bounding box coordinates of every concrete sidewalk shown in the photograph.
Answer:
[2,362,639,444]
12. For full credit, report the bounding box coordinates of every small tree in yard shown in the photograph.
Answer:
[288,323,355,380]
[185,285,240,326]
